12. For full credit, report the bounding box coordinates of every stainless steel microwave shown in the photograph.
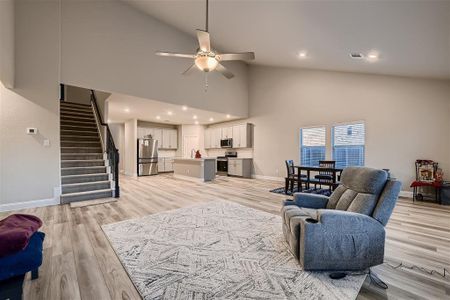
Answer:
[220,138,233,148]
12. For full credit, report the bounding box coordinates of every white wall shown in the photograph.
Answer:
[0,0,60,209]
[0,0,15,88]
[247,66,450,190]
[124,119,137,176]
[61,0,249,118]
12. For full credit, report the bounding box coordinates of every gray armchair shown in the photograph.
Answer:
[281,167,401,271]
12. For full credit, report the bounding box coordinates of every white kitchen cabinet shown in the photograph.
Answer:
[164,157,174,172]
[153,128,163,147]
[169,129,178,149]
[221,126,233,139]
[212,127,221,148]
[204,128,212,149]
[232,124,252,148]
[157,157,165,172]
[161,129,170,148]
[232,125,241,147]
[160,128,177,149]
[137,127,145,139]
[228,158,252,178]
[137,126,177,149]
[145,127,154,138]
[158,157,174,172]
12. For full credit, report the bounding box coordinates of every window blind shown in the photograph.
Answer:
[300,127,326,166]
[332,123,365,168]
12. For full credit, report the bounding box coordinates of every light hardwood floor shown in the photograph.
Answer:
[1,174,449,300]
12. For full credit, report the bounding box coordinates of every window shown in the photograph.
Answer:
[300,127,326,166]
[332,122,365,168]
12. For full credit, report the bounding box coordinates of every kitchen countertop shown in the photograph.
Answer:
[173,157,216,161]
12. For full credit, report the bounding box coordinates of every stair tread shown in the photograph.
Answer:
[62,173,109,178]
[61,146,102,149]
[62,180,110,187]
[60,189,113,197]
[61,102,91,107]
[60,131,98,134]
[61,125,97,129]
[61,159,104,162]
[61,166,106,170]
[61,140,100,143]
[61,153,103,155]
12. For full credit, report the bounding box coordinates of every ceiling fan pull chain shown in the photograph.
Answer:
[204,73,209,92]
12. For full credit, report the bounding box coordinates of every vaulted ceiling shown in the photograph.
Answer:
[123,0,450,79]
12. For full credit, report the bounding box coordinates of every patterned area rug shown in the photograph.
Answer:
[270,186,332,197]
[102,201,366,300]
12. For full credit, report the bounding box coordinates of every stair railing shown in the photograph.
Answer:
[90,90,120,198]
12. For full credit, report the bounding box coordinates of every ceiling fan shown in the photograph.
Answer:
[155,0,255,79]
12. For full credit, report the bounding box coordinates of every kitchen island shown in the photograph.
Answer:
[173,158,216,182]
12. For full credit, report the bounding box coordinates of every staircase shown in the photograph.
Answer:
[60,101,114,203]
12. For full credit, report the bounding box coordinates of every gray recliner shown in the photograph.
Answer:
[281,167,402,271]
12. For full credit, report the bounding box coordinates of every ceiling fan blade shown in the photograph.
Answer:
[155,51,195,59]
[196,30,211,52]
[181,64,197,76]
[215,63,234,79]
[218,52,255,61]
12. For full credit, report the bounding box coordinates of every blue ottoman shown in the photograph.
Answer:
[0,231,45,300]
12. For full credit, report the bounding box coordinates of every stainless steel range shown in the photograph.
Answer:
[216,151,237,175]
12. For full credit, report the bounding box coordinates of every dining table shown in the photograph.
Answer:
[293,165,343,192]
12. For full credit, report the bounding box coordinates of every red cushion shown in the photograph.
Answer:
[0,214,42,258]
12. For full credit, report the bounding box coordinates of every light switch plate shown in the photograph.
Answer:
[43,139,50,147]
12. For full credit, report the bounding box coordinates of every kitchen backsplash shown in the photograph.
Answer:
[206,148,253,158]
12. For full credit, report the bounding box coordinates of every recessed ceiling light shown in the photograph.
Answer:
[193,115,198,120]
[226,114,231,118]
[167,111,173,116]
[182,105,188,111]
[367,51,379,61]
[209,117,214,122]
[194,120,199,125]
[124,108,130,113]
[298,51,307,58]
[156,115,161,120]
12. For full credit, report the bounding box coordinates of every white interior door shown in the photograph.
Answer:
[183,135,198,158]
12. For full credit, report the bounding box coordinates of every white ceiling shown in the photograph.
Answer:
[123,0,450,79]
[107,93,238,124]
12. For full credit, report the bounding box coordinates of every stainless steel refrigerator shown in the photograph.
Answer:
[137,137,158,176]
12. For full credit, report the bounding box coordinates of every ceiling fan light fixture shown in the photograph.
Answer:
[195,55,218,72]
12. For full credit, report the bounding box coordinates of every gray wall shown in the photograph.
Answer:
[247,65,450,189]
[61,0,249,118]
[0,0,15,88]
[1,0,60,207]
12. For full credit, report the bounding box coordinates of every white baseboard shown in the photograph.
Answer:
[252,174,284,182]
[0,197,60,212]
[0,187,61,212]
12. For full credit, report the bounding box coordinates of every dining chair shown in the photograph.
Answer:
[314,160,336,191]
[285,160,306,194]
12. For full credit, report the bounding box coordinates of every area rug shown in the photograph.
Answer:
[270,186,332,197]
[102,201,366,300]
